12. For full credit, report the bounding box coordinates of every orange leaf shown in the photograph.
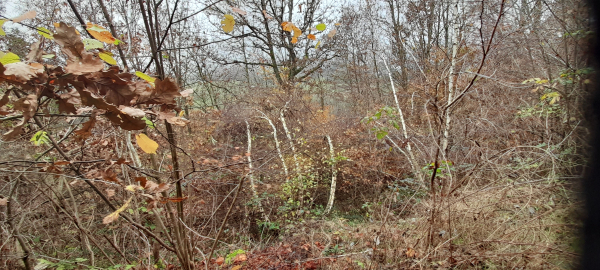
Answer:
[86,22,118,44]
[307,34,316,40]
[215,257,225,265]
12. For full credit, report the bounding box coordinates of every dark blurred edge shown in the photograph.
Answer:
[583,0,600,269]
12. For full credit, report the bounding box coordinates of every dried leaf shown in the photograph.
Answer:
[231,7,247,15]
[221,14,235,33]
[215,257,225,265]
[26,42,43,62]
[102,168,119,183]
[327,29,337,38]
[406,247,416,258]
[307,34,316,40]
[231,266,242,270]
[180,88,193,97]
[103,196,132,224]
[154,183,171,193]
[136,133,159,154]
[3,94,38,140]
[134,177,148,187]
[74,112,97,141]
[0,198,7,206]
[119,105,146,118]
[106,189,115,198]
[166,116,190,127]
[165,196,187,203]
[262,10,273,20]
[144,179,159,191]
[12,11,36,23]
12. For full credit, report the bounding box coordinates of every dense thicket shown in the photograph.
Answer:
[0,0,589,269]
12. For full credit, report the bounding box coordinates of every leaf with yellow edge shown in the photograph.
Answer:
[0,52,20,65]
[37,27,53,39]
[221,14,235,33]
[99,51,117,65]
[0,20,6,36]
[86,22,118,44]
[103,196,132,224]
[307,34,316,41]
[136,133,158,154]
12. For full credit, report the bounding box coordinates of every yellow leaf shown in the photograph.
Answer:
[135,71,156,84]
[307,34,316,40]
[125,185,143,192]
[0,52,20,65]
[178,110,185,117]
[136,133,159,154]
[0,20,6,36]
[291,37,298,44]
[315,40,321,49]
[282,21,294,32]
[99,51,117,65]
[221,14,235,33]
[37,27,53,39]
[103,196,132,224]
[86,22,118,44]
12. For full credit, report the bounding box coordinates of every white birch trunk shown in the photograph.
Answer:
[258,110,289,177]
[280,104,300,174]
[246,121,268,221]
[324,135,337,214]
[442,0,461,155]
[383,59,424,185]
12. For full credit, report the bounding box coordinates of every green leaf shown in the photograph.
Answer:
[114,39,121,45]
[37,27,53,39]
[0,20,6,36]
[82,39,104,50]
[42,54,55,59]
[30,131,50,146]
[225,249,246,265]
[0,52,20,65]
[376,130,388,140]
[142,117,155,129]
[374,111,382,119]
[316,23,326,31]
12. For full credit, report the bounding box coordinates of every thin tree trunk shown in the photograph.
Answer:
[280,103,300,174]
[246,121,269,221]
[383,59,424,185]
[324,135,337,214]
[258,110,289,177]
